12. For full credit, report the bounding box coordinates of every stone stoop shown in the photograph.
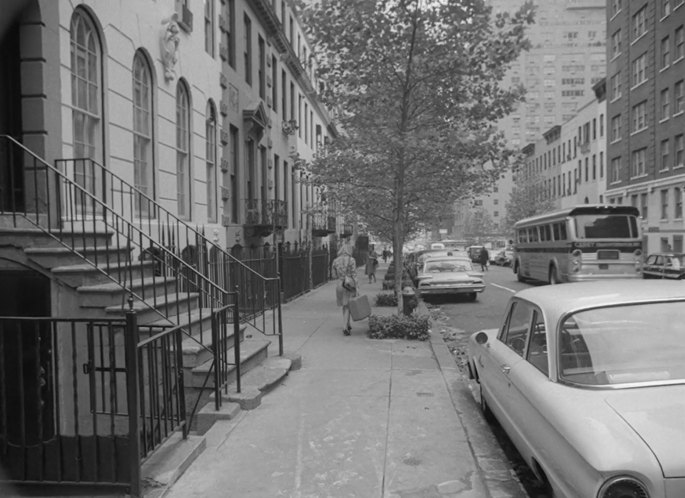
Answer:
[193,354,301,435]
[140,432,206,498]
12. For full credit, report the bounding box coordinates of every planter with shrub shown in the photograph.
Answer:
[375,292,398,307]
[367,313,430,341]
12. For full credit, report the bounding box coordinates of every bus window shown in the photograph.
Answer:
[575,214,635,239]
[541,224,551,241]
[553,222,567,241]
[528,227,539,242]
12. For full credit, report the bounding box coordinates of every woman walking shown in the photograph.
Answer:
[365,245,379,283]
[332,243,358,335]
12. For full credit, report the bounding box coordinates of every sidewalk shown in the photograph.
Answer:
[163,262,526,498]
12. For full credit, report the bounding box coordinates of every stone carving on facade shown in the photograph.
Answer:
[161,14,181,82]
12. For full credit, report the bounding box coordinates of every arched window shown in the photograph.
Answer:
[132,51,154,217]
[176,81,191,220]
[70,9,103,201]
[206,101,217,222]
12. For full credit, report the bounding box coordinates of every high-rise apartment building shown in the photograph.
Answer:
[456,0,607,240]
[604,0,685,253]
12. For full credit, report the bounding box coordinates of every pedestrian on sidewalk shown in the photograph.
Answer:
[478,247,489,272]
[365,244,379,283]
[332,243,358,336]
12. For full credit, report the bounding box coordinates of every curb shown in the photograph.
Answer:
[422,299,528,498]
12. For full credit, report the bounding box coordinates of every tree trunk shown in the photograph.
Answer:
[394,158,406,315]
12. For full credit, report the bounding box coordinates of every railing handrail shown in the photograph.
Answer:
[1,134,228,319]
[56,155,276,282]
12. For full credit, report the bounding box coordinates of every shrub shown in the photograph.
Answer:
[367,313,430,341]
[375,292,398,307]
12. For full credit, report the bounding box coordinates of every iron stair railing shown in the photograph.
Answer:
[0,135,245,428]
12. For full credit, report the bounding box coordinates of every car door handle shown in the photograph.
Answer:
[501,365,511,375]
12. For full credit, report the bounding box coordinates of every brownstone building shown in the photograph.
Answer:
[605,0,685,252]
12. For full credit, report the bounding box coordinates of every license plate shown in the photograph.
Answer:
[599,263,609,270]
[597,250,619,260]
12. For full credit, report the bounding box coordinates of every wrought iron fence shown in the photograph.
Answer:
[0,316,167,496]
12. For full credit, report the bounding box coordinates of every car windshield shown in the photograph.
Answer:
[558,301,685,386]
[424,261,472,273]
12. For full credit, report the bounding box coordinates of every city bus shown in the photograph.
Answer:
[512,205,643,284]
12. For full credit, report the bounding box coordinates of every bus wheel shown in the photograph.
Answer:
[515,264,525,282]
[549,266,560,285]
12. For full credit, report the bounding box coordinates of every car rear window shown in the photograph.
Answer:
[558,302,685,386]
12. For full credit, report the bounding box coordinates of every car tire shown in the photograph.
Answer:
[479,383,494,422]
[549,266,560,285]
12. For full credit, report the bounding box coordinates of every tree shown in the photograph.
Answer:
[503,160,556,232]
[299,0,535,311]
[464,207,496,239]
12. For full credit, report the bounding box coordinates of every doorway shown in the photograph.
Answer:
[0,22,25,211]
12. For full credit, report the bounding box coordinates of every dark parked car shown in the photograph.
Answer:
[642,253,685,279]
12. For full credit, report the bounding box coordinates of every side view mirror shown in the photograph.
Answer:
[475,331,489,345]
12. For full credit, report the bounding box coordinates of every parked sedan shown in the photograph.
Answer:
[642,252,685,279]
[416,257,484,301]
[467,281,685,498]
[492,249,513,266]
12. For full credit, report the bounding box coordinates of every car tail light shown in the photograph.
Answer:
[597,476,649,498]
[633,249,643,271]
[570,249,582,273]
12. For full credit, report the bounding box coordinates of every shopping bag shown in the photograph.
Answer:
[349,294,371,321]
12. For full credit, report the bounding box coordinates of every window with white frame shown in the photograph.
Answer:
[612,0,622,16]
[676,26,684,61]
[675,134,684,167]
[611,156,621,183]
[661,139,670,170]
[632,52,647,86]
[661,88,671,120]
[206,101,217,223]
[663,0,671,18]
[132,51,154,217]
[70,9,103,200]
[204,0,214,56]
[675,187,683,219]
[611,72,622,100]
[661,189,669,219]
[632,6,647,40]
[631,148,647,177]
[611,29,622,58]
[662,36,671,68]
[675,80,684,114]
[611,114,622,142]
[176,82,192,220]
[632,101,648,132]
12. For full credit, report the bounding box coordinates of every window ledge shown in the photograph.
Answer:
[660,65,671,73]
[632,32,649,46]
[675,164,685,170]
[660,117,670,124]
[631,128,648,137]
[674,56,685,65]
[610,138,622,145]
[674,111,685,118]
[630,80,648,91]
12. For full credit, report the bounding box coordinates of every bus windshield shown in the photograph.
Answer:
[573,214,639,239]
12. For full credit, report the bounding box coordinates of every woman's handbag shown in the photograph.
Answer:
[349,294,371,321]
[342,276,356,292]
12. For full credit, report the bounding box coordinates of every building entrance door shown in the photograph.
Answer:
[0,22,24,211]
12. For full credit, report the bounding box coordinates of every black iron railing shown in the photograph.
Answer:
[0,316,162,496]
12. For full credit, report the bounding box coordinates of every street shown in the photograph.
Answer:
[422,264,552,498]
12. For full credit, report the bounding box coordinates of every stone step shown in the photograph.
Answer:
[179,321,246,368]
[24,244,131,269]
[77,275,180,308]
[188,337,270,389]
[141,431,206,498]
[193,355,298,435]
[104,292,201,324]
[52,260,156,287]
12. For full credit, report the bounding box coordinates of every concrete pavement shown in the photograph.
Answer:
[163,262,527,498]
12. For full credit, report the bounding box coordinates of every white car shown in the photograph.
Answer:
[416,257,484,301]
[467,281,685,498]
